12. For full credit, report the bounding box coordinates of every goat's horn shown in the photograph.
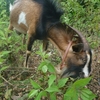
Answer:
[67,25,90,51]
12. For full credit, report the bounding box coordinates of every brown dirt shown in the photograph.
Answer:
[88,46,100,100]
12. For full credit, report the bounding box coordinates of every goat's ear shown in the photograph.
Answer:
[72,43,84,52]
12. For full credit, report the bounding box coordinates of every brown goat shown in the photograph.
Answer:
[9,0,92,78]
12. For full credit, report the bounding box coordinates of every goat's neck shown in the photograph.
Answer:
[48,28,72,58]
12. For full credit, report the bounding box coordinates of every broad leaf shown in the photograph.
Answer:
[48,74,56,87]
[38,61,47,70]
[28,89,38,99]
[45,85,59,92]
[35,91,47,100]
[57,78,68,88]
[0,66,9,72]
[81,88,96,100]
[47,63,55,73]
[42,65,48,73]
[64,87,78,100]
[50,92,56,100]
[73,77,91,89]
[30,79,41,89]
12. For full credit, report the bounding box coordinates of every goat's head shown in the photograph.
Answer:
[60,43,91,78]
[55,25,92,78]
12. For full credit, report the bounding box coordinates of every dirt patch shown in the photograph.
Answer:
[88,46,100,100]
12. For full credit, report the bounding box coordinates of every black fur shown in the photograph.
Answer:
[33,0,63,39]
[88,50,92,73]
[61,59,86,78]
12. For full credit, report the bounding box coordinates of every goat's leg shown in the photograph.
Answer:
[24,34,35,67]
[23,34,26,45]
[24,24,36,67]
[8,24,13,30]
[43,39,49,51]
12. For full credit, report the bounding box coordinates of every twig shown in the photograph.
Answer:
[9,71,25,81]
[0,75,13,86]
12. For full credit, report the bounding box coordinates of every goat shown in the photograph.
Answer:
[8,0,92,78]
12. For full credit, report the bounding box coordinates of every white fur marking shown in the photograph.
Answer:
[83,53,90,77]
[18,12,27,27]
[9,3,13,11]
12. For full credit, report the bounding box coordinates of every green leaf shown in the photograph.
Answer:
[47,63,55,73]
[45,85,59,93]
[73,77,91,89]
[0,51,11,57]
[48,74,56,87]
[28,89,38,99]
[82,88,93,95]
[35,91,47,100]
[50,92,56,100]
[57,78,68,88]
[64,87,78,100]
[38,61,47,70]
[30,79,41,89]
[42,65,48,73]
[0,66,9,72]
[80,93,89,100]
[38,61,55,73]
[81,88,96,100]
[81,90,90,99]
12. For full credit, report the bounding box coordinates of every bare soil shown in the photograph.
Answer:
[88,46,100,100]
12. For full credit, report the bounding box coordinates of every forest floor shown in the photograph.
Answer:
[88,46,100,100]
[0,41,100,100]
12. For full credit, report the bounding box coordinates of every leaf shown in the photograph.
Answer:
[47,63,55,73]
[81,90,90,99]
[80,93,89,100]
[50,92,56,100]
[38,61,47,70]
[73,77,91,89]
[57,78,68,88]
[42,65,48,73]
[35,91,47,100]
[48,74,56,87]
[81,88,96,100]
[28,89,38,99]
[82,88,93,95]
[5,89,12,99]
[45,52,51,58]
[0,51,11,57]
[45,85,59,93]
[0,66,9,72]
[30,79,41,89]
[64,87,78,100]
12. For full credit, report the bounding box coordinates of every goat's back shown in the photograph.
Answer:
[9,0,42,34]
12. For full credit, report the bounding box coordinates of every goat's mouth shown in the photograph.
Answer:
[61,70,85,78]
[60,67,85,78]
[55,64,86,78]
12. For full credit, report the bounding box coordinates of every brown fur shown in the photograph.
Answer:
[9,0,42,34]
